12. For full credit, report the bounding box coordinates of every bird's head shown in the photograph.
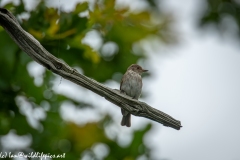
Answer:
[127,64,148,75]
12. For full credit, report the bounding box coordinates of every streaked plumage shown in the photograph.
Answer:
[120,64,148,127]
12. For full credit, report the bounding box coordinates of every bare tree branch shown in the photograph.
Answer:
[0,8,182,130]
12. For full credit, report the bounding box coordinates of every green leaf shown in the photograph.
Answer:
[74,2,88,14]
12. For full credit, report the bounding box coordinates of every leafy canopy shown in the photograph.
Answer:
[0,0,172,159]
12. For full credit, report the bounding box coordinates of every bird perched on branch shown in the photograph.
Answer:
[120,64,148,127]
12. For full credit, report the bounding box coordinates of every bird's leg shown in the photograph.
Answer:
[120,90,126,95]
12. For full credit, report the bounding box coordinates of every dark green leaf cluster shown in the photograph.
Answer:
[199,0,240,38]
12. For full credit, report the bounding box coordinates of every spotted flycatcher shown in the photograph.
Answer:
[120,64,148,127]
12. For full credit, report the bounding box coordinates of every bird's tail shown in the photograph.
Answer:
[121,109,131,127]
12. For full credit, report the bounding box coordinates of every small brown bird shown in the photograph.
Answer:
[120,64,148,127]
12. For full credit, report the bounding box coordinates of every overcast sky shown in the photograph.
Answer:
[1,0,240,160]
[146,1,240,160]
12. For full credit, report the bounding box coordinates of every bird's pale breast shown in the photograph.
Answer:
[120,70,142,99]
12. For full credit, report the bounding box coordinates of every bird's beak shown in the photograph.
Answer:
[142,69,148,72]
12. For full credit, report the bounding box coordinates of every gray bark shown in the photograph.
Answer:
[0,8,182,130]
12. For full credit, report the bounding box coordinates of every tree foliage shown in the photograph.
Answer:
[199,0,240,39]
[0,0,172,159]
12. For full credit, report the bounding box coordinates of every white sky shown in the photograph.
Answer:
[1,0,240,160]
[146,1,240,160]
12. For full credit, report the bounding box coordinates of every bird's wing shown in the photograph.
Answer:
[120,74,124,90]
